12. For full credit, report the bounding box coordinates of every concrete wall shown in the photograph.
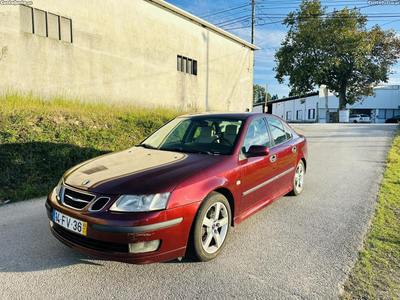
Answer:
[0,0,254,111]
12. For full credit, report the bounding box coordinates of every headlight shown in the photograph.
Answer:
[109,193,170,212]
[54,178,63,200]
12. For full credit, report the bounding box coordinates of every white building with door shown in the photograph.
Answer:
[258,85,400,123]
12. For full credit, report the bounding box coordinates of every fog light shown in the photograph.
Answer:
[129,240,160,254]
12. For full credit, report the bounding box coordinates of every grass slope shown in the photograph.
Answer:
[0,94,183,202]
[341,128,400,299]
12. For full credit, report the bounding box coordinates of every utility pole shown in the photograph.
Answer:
[251,0,255,44]
[264,84,268,113]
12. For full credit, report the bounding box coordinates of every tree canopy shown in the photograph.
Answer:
[253,84,271,104]
[270,94,279,101]
[274,0,400,110]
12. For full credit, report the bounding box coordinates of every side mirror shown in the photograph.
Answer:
[246,145,270,157]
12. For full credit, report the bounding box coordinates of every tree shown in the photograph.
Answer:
[270,94,279,101]
[253,84,271,104]
[274,0,400,111]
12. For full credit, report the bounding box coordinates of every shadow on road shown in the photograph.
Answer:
[0,200,109,272]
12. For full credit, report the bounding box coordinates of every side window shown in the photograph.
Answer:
[243,118,270,152]
[283,123,293,140]
[266,118,288,146]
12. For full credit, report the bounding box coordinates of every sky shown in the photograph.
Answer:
[165,0,400,98]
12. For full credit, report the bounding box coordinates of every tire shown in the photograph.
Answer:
[290,160,305,196]
[353,120,357,123]
[188,192,231,262]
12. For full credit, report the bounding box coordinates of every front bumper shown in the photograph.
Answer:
[46,187,200,264]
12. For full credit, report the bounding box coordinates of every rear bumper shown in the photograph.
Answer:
[46,189,200,264]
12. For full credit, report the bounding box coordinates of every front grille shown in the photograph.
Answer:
[62,188,95,210]
[52,223,129,253]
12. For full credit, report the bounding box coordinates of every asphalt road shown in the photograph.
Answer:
[0,124,397,300]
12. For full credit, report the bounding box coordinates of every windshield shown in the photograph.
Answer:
[140,117,243,155]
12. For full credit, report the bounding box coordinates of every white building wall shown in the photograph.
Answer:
[272,86,400,123]
[274,95,319,122]
[347,86,400,109]
[274,102,285,119]
[253,105,263,113]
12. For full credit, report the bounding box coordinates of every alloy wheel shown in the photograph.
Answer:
[294,162,304,194]
[201,202,229,254]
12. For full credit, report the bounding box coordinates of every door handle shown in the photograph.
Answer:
[292,146,297,153]
[270,155,277,162]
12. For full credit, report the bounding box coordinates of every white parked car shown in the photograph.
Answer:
[349,114,371,123]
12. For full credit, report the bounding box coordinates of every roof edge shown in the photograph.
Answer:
[144,0,260,51]
[254,92,320,106]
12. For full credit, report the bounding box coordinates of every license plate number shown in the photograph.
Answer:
[53,210,87,236]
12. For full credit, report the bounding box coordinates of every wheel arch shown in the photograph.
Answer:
[213,187,235,226]
[301,157,307,173]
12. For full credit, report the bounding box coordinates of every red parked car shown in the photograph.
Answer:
[46,113,308,264]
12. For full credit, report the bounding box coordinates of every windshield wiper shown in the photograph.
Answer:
[137,143,158,150]
[164,147,214,155]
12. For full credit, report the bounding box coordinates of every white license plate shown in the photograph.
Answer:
[53,209,87,236]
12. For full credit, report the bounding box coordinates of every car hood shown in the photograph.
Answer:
[64,147,226,195]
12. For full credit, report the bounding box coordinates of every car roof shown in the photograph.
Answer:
[177,112,274,120]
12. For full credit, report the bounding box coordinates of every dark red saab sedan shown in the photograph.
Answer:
[46,112,307,264]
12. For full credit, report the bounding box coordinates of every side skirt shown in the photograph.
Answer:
[233,184,293,226]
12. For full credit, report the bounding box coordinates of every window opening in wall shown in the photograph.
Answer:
[47,13,60,39]
[33,8,46,37]
[177,56,182,71]
[193,60,197,75]
[308,109,315,119]
[20,5,72,43]
[182,57,187,73]
[60,16,72,42]
[177,55,197,76]
[20,5,33,33]
[296,110,303,120]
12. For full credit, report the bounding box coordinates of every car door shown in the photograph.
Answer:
[265,117,297,193]
[239,118,279,213]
